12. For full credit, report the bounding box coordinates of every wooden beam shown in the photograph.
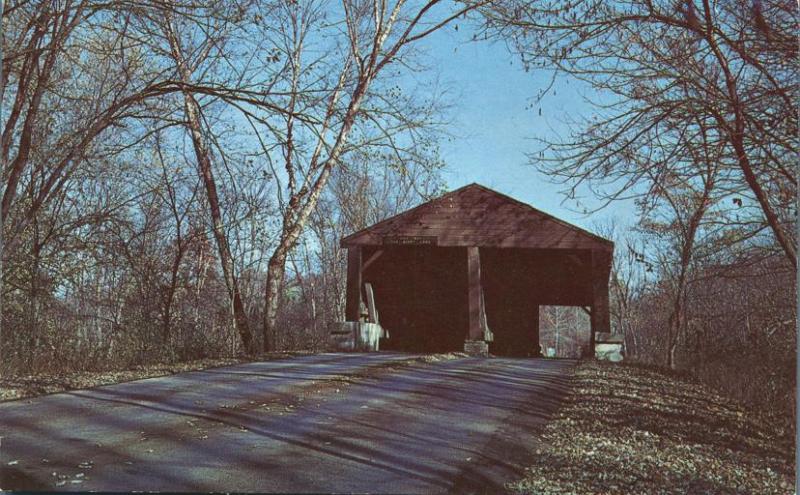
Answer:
[590,250,612,354]
[361,249,384,272]
[467,246,485,341]
[345,247,362,321]
[530,303,540,356]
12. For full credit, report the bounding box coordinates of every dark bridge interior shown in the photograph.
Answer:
[362,245,593,356]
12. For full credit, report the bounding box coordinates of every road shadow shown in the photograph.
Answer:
[0,465,52,491]
[1,356,576,493]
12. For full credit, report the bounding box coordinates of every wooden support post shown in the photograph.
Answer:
[345,246,362,321]
[467,246,485,341]
[590,250,612,356]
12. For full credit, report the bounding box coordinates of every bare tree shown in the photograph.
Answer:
[159,10,257,352]
[278,150,444,348]
[592,220,648,356]
[540,306,589,358]
[255,0,483,351]
[482,0,796,266]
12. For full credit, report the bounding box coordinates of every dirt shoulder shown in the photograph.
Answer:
[509,360,794,495]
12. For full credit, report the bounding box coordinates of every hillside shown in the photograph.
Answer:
[510,361,794,494]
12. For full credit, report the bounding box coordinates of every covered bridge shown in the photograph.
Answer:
[340,183,613,356]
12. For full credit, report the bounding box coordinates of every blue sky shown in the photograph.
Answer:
[416,24,638,236]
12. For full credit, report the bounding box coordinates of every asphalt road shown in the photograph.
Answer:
[0,353,574,493]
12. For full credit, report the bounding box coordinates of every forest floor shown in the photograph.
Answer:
[509,361,795,495]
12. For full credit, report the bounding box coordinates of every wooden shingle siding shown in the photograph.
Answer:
[341,183,613,251]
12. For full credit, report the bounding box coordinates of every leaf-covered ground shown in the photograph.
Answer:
[509,361,794,495]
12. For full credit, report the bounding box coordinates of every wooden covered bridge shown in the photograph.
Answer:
[339,183,613,356]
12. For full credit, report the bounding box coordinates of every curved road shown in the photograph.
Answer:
[0,353,574,493]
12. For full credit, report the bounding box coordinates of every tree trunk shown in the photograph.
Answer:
[185,95,254,353]
[263,248,288,352]
[260,84,364,352]
[729,133,796,267]
[164,20,255,354]
[162,245,184,348]
[704,33,797,267]
[27,215,41,366]
[666,296,685,370]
